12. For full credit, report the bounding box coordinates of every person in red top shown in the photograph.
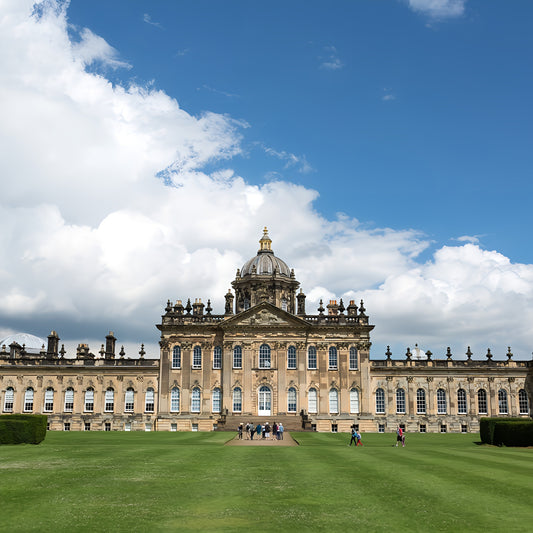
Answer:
[396,425,403,447]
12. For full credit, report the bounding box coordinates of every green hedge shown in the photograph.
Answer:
[0,414,47,444]
[480,417,533,446]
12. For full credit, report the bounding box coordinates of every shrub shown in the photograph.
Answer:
[0,414,47,444]
[480,417,533,446]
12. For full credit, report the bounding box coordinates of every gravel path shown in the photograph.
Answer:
[225,433,298,446]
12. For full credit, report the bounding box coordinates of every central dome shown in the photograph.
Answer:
[240,228,291,277]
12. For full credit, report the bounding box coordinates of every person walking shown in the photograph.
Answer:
[238,423,243,439]
[356,430,363,446]
[396,425,403,447]
[250,424,255,440]
[279,422,284,440]
[349,425,357,446]
[256,423,262,439]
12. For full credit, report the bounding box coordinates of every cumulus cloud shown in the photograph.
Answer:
[406,0,466,19]
[319,45,344,70]
[0,1,532,361]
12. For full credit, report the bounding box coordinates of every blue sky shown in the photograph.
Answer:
[68,0,533,263]
[1,0,532,360]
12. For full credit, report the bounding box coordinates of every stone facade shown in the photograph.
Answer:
[1,229,531,432]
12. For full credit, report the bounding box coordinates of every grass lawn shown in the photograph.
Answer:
[0,431,531,532]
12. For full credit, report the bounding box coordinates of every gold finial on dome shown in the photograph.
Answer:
[259,227,272,252]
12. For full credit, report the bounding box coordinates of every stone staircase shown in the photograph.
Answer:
[217,413,309,432]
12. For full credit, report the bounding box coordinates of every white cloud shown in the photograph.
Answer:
[258,143,314,174]
[319,45,344,70]
[406,0,466,19]
[0,1,532,361]
[143,13,163,29]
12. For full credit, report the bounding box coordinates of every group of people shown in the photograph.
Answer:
[238,421,284,440]
[395,425,406,447]
[349,425,363,446]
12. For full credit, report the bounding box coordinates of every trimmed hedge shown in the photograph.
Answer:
[480,417,533,447]
[0,414,47,444]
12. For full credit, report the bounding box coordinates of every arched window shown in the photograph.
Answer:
[308,388,318,414]
[84,388,94,412]
[4,387,14,412]
[307,346,317,369]
[329,389,338,413]
[24,388,34,412]
[172,346,181,369]
[233,387,242,412]
[477,389,487,414]
[396,388,406,414]
[349,347,358,370]
[350,388,359,414]
[287,346,296,369]
[243,297,250,310]
[281,297,288,311]
[259,344,271,369]
[457,389,467,415]
[170,387,180,412]
[519,389,529,415]
[212,388,221,413]
[192,346,202,369]
[124,388,134,412]
[44,388,54,412]
[288,387,297,412]
[145,387,155,412]
[191,387,201,412]
[375,388,385,414]
[498,389,508,414]
[233,346,242,369]
[437,389,447,414]
[64,387,74,412]
[213,346,222,369]
[105,388,114,412]
[416,388,426,414]
[328,347,338,369]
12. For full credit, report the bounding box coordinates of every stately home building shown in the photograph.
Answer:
[1,229,531,433]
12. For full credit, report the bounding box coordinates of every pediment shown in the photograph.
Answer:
[221,301,308,329]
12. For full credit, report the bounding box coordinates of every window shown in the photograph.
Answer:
[498,389,508,414]
[170,423,177,432]
[419,424,426,433]
[349,347,358,370]
[308,387,317,414]
[416,388,426,414]
[212,387,221,413]
[145,423,152,432]
[440,424,447,433]
[233,346,242,369]
[457,389,467,415]
[64,422,71,431]
[243,297,250,310]
[477,389,487,414]
[192,423,199,432]
[104,422,111,432]
[288,387,297,412]
[84,422,91,431]
[287,346,296,369]
[64,387,74,412]
[44,388,54,412]
[519,389,529,415]
[85,388,94,412]
[378,424,385,433]
[437,389,447,414]
[350,388,359,414]
[233,387,242,412]
[193,346,202,369]
[329,389,338,414]
[172,346,181,369]
[375,388,385,414]
[259,344,271,369]
[191,387,201,412]
[24,388,34,412]
[124,422,131,431]
[307,346,317,369]
[328,347,338,369]
[213,346,222,369]
[145,387,155,412]
[396,388,406,414]
[125,388,134,412]
[331,424,338,433]
[3,387,14,412]
[170,387,180,412]
[461,424,468,433]
[105,388,114,412]
[281,297,288,311]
